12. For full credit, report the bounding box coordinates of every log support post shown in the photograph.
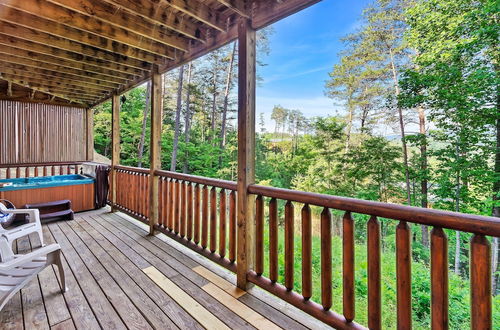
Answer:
[149,65,163,235]
[86,108,94,161]
[236,17,256,290]
[111,93,120,212]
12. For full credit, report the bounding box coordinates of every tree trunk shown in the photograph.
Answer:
[183,63,193,174]
[219,42,236,168]
[492,92,500,293]
[171,65,184,172]
[418,106,430,247]
[209,67,217,144]
[137,82,151,168]
[389,48,411,205]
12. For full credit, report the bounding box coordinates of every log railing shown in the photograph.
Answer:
[113,165,151,223]
[110,166,498,329]
[0,161,85,179]
[247,184,498,329]
[154,169,238,272]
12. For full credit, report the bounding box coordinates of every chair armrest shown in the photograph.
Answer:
[0,244,61,271]
[4,209,40,225]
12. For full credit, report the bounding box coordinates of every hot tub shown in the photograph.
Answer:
[0,174,95,212]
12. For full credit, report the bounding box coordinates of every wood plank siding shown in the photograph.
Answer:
[0,100,87,164]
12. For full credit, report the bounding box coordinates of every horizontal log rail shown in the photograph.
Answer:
[111,168,497,329]
[0,161,89,179]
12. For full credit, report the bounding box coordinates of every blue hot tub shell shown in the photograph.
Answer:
[0,174,95,191]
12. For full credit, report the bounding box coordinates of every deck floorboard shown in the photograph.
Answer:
[0,209,327,329]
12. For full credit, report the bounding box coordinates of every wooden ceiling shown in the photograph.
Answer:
[0,0,319,108]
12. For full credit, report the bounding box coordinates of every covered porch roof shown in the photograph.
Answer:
[0,0,319,108]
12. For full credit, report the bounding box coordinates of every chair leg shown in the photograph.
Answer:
[53,251,67,293]
[37,227,45,247]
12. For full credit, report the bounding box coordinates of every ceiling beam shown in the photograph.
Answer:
[101,0,205,40]
[0,48,129,85]
[0,61,119,91]
[0,78,90,105]
[0,73,104,99]
[0,34,147,79]
[215,0,249,18]
[0,6,170,64]
[155,0,227,32]
[48,0,194,50]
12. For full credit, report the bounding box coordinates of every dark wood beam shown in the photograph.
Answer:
[0,6,170,64]
[110,93,120,212]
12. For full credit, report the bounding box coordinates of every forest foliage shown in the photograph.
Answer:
[93,0,499,327]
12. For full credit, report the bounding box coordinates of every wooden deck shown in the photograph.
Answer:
[0,208,328,330]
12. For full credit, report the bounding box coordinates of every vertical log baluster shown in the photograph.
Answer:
[66,165,70,174]
[51,166,55,176]
[175,180,181,233]
[187,183,193,241]
[74,165,79,174]
[180,181,186,237]
[201,185,209,249]
[219,189,227,258]
[470,234,491,329]
[24,167,29,178]
[367,215,381,330]
[34,166,38,177]
[321,207,332,310]
[255,195,264,275]
[59,165,63,175]
[229,190,236,263]
[163,178,169,227]
[168,179,174,230]
[210,186,217,253]
[158,177,163,226]
[284,200,294,291]
[302,204,312,300]
[43,166,47,177]
[16,167,20,178]
[6,168,10,179]
[134,173,139,215]
[194,184,201,244]
[431,227,448,329]
[396,221,412,329]
[269,197,278,283]
[343,211,355,321]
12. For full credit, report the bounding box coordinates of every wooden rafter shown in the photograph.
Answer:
[156,0,227,32]
[100,0,205,41]
[0,50,129,85]
[0,34,147,79]
[215,0,249,18]
[0,73,103,99]
[0,78,89,105]
[0,25,153,72]
[0,60,120,90]
[48,0,193,50]
[0,6,171,64]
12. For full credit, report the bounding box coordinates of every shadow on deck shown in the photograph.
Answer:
[0,208,328,330]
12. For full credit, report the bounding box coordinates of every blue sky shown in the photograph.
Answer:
[256,0,372,130]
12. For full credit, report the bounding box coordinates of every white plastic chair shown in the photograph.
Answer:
[0,201,44,250]
[0,238,66,311]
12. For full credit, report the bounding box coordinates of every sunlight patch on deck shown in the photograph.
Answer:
[143,266,230,330]
[202,283,282,330]
[192,265,246,299]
